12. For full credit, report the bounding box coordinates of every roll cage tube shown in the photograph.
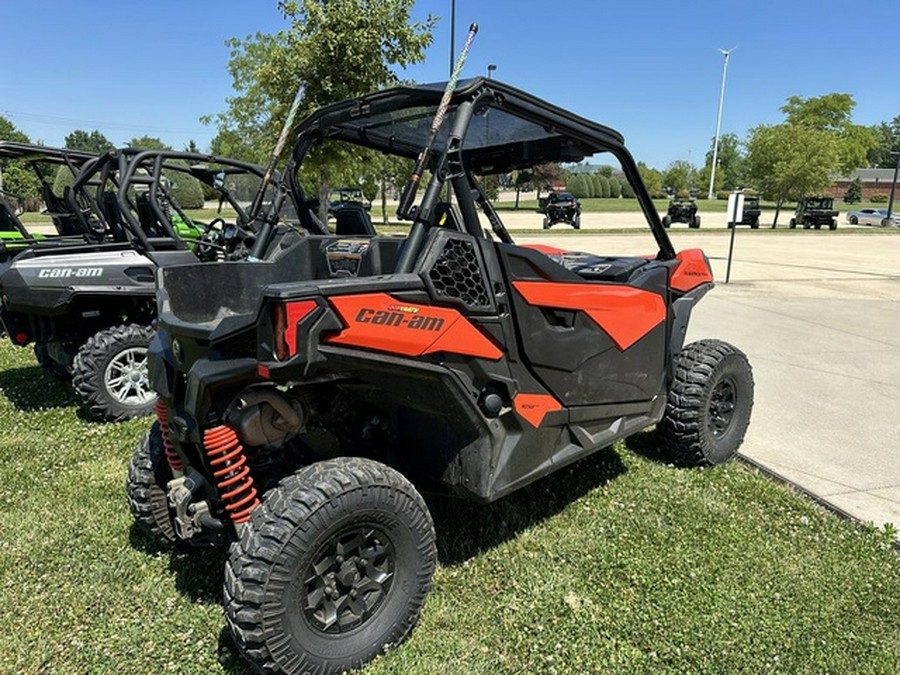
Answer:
[283,133,336,237]
[115,151,177,251]
[66,151,119,239]
[395,97,478,273]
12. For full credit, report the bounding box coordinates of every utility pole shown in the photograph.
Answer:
[884,150,899,226]
[708,47,735,200]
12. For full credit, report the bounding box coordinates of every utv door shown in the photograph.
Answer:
[498,244,669,408]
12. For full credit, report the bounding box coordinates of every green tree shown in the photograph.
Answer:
[780,93,875,174]
[128,136,172,150]
[747,93,875,226]
[746,124,840,226]
[868,116,900,168]
[0,116,40,208]
[207,0,434,222]
[531,163,565,201]
[637,162,662,197]
[662,160,693,194]
[843,176,863,203]
[590,174,602,198]
[64,129,114,153]
[702,133,747,193]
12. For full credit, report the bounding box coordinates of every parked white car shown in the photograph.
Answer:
[846,208,900,226]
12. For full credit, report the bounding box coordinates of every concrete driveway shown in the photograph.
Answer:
[517,229,900,534]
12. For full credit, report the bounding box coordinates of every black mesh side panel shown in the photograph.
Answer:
[426,235,491,310]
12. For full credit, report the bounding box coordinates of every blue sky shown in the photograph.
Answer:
[3,0,898,169]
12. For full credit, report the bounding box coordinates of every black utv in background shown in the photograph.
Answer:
[130,77,754,675]
[542,190,581,229]
[663,196,700,228]
[728,195,761,229]
[790,196,838,230]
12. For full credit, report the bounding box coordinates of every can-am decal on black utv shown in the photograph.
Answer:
[134,76,754,675]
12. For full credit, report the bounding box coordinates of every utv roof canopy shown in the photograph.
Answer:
[295,77,627,175]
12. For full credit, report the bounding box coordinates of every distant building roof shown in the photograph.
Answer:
[837,168,898,183]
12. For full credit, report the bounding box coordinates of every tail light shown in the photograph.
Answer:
[272,300,317,361]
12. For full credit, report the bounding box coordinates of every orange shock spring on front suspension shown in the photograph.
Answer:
[202,425,260,525]
[155,400,184,476]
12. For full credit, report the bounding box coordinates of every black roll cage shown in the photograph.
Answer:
[282,78,676,263]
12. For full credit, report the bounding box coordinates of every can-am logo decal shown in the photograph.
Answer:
[326,292,503,360]
[355,308,444,332]
[37,267,103,278]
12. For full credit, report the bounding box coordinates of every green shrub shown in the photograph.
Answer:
[590,174,602,198]
[620,176,635,198]
[871,193,889,203]
[163,165,205,209]
[608,176,622,198]
[598,176,610,198]
[568,175,591,199]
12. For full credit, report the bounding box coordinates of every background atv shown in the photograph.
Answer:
[728,195,761,229]
[132,78,754,675]
[542,190,581,229]
[790,196,838,230]
[0,148,304,420]
[662,196,700,228]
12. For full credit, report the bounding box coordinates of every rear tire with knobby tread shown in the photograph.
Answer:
[71,323,156,421]
[224,456,436,675]
[660,339,754,467]
[126,421,177,547]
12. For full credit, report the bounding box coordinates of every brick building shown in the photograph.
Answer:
[827,168,899,201]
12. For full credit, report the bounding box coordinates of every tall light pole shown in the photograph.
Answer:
[708,47,735,200]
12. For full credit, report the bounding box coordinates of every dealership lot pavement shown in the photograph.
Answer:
[518,229,900,534]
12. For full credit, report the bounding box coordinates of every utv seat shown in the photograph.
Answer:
[334,204,375,236]
[41,183,81,236]
[100,191,130,242]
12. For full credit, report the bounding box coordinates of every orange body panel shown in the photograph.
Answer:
[671,249,713,292]
[512,281,666,350]
[513,393,563,427]
[325,293,502,360]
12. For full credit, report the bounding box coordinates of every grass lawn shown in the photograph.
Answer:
[0,342,899,673]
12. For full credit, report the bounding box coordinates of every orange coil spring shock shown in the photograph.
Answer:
[155,400,183,475]
[202,425,259,525]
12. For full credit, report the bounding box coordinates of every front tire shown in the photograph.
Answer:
[72,324,156,421]
[662,215,671,228]
[789,218,796,229]
[690,215,700,229]
[660,339,754,467]
[849,215,858,225]
[225,457,436,675]
[126,422,177,547]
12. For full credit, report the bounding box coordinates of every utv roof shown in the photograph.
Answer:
[296,77,627,174]
[0,141,96,164]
